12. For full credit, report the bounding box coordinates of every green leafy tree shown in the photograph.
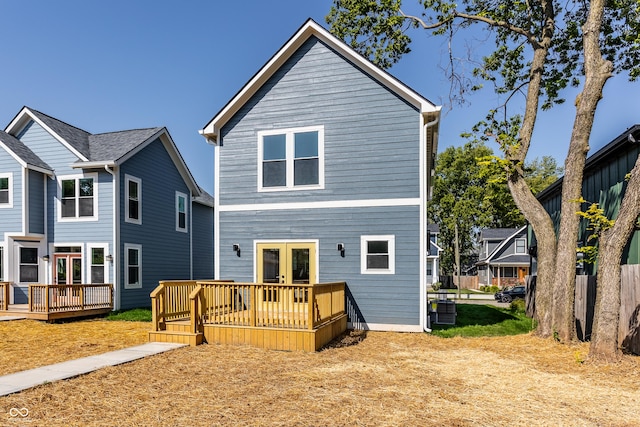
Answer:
[327,0,640,360]
[430,143,561,275]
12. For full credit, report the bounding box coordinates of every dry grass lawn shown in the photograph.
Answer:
[1,320,639,426]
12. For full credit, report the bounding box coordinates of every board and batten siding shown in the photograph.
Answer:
[27,170,45,235]
[218,205,422,327]
[0,149,23,234]
[119,138,191,308]
[218,36,421,206]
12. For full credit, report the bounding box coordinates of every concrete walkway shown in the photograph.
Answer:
[0,342,186,396]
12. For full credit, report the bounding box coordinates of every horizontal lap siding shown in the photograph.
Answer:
[119,139,191,308]
[219,37,421,206]
[218,206,421,326]
[0,150,22,234]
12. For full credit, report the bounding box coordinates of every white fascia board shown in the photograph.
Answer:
[200,19,440,140]
[6,107,89,162]
[71,161,116,169]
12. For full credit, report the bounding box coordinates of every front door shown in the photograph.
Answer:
[256,242,316,308]
[12,243,41,304]
[53,254,82,298]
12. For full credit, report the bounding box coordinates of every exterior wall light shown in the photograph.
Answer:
[233,244,241,257]
[105,254,113,262]
[337,243,345,257]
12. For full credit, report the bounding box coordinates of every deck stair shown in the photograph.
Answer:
[148,320,204,346]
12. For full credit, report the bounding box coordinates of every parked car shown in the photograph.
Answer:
[494,285,526,303]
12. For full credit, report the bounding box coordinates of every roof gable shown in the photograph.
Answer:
[200,18,439,143]
[479,226,527,264]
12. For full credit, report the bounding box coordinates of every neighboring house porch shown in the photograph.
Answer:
[0,282,112,321]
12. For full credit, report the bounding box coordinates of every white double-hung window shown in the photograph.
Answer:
[258,126,324,191]
[125,175,142,224]
[0,173,12,208]
[58,174,98,221]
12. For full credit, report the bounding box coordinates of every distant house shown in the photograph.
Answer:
[0,107,213,310]
[199,19,441,332]
[427,223,442,285]
[476,226,529,287]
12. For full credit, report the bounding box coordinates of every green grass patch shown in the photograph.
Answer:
[105,308,152,322]
[428,289,493,295]
[431,302,535,338]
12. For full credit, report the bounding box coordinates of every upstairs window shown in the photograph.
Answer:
[361,235,395,275]
[58,174,97,220]
[125,175,142,224]
[176,192,188,232]
[515,238,526,254]
[258,126,324,191]
[0,173,12,208]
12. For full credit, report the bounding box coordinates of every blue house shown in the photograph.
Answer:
[0,107,213,311]
[199,20,441,332]
[475,226,530,287]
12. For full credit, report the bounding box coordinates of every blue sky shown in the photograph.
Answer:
[1,1,637,194]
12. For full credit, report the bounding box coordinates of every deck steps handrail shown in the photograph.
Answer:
[28,284,113,313]
[0,282,10,311]
[151,280,233,332]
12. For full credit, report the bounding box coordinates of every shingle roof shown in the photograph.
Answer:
[28,108,91,158]
[88,128,163,162]
[488,254,531,265]
[480,228,521,240]
[0,130,52,171]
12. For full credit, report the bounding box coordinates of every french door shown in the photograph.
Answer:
[54,253,82,297]
[256,242,316,307]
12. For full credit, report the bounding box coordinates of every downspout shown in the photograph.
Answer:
[104,165,119,310]
[423,114,440,333]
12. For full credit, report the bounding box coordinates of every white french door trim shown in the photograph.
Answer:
[253,240,319,284]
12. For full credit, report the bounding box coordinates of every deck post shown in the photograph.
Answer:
[308,285,315,330]
[250,284,256,327]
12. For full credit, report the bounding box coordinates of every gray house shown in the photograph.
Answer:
[0,107,213,310]
[199,19,441,332]
[476,226,530,287]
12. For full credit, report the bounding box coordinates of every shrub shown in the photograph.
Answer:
[509,299,526,314]
[432,282,441,291]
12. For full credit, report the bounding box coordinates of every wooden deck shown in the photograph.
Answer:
[0,282,113,321]
[149,280,347,351]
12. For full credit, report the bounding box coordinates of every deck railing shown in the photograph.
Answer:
[151,280,232,332]
[0,282,10,311]
[28,284,113,313]
[191,281,346,333]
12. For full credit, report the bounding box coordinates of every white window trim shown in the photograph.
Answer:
[87,243,109,284]
[361,235,396,275]
[257,125,325,192]
[0,245,4,281]
[124,243,142,289]
[515,238,527,254]
[124,174,142,225]
[0,172,13,208]
[56,173,98,222]
[175,191,188,233]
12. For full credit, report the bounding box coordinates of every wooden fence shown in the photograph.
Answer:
[533,266,640,354]
[28,284,113,313]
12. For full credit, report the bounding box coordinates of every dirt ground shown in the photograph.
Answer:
[1,320,639,426]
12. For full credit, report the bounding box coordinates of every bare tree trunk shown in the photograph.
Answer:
[551,0,613,343]
[508,175,556,336]
[591,153,640,360]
